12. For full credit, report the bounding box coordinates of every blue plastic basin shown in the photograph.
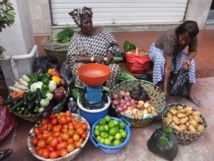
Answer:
[90,117,131,154]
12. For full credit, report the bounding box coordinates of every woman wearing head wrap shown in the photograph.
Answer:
[148,20,201,106]
[66,6,122,89]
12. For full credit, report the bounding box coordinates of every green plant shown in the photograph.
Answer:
[0,0,16,65]
[55,27,74,43]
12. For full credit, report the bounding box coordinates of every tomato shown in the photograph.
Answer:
[74,122,82,130]
[46,136,53,144]
[67,122,74,130]
[46,145,54,152]
[40,149,50,158]
[49,138,59,148]
[56,141,67,151]
[51,118,58,125]
[81,122,88,130]
[76,127,84,135]
[63,124,68,129]
[52,131,61,137]
[66,143,75,152]
[67,129,75,137]
[73,141,81,148]
[81,131,87,139]
[61,128,68,133]
[50,113,57,119]
[33,127,40,136]
[65,110,71,117]
[52,125,60,132]
[60,149,68,157]
[66,116,72,122]
[49,151,59,159]
[31,137,39,146]
[47,123,53,131]
[36,133,42,139]
[37,148,44,156]
[37,140,47,149]
[42,132,51,140]
[67,138,74,144]
[58,115,67,125]
[35,146,40,153]
[79,138,84,143]
[72,133,80,141]
[61,133,69,141]
[40,124,48,133]
[58,136,62,142]
[42,119,49,125]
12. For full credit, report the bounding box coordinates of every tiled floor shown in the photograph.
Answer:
[1,30,214,161]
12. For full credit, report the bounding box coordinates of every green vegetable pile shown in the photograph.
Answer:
[158,126,173,147]
[123,40,136,52]
[56,27,74,43]
[119,68,137,82]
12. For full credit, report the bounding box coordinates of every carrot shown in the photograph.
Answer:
[11,90,25,99]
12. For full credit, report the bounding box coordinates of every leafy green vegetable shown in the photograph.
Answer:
[158,134,169,147]
[70,86,83,101]
[56,27,74,43]
[123,40,136,52]
[119,68,137,81]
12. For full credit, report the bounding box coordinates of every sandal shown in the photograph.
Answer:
[0,149,12,161]
[186,96,201,107]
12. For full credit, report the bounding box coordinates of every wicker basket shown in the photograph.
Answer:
[44,49,67,66]
[12,97,66,123]
[111,79,166,128]
[162,103,208,144]
[27,113,90,161]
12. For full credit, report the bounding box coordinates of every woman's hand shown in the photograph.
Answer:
[182,59,190,71]
[106,51,114,63]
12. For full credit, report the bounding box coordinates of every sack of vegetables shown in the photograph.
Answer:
[147,126,179,161]
[111,79,166,127]
[2,68,68,122]
[126,48,151,74]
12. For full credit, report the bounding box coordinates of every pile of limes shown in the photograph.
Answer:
[93,115,127,146]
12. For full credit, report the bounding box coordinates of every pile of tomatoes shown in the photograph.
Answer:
[30,111,88,159]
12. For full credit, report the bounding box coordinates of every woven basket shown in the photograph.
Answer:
[111,79,166,128]
[162,103,208,144]
[27,113,90,161]
[44,49,67,66]
[12,97,66,123]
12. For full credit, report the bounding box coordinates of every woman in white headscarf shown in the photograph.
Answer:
[65,6,123,89]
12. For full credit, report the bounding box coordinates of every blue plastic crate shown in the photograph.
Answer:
[86,85,102,103]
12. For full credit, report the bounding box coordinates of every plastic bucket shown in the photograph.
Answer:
[77,96,110,127]
[90,117,131,154]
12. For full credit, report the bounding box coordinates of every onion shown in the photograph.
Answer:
[120,99,125,104]
[124,96,130,102]
[112,100,120,105]
[130,99,136,104]
[119,90,125,96]
[113,93,118,100]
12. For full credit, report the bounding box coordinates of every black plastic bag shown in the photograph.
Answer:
[80,88,108,110]
[33,56,59,73]
[147,127,178,161]
[169,69,190,97]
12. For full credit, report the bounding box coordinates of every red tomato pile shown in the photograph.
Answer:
[31,111,88,159]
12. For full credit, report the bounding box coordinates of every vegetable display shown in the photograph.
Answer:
[29,111,89,159]
[112,90,157,118]
[2,68,67,117]
[164,105,205,132]
[123,40,136,52]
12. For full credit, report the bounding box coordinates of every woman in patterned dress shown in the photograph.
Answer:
[148,20,201,106]
[65,6,122,89]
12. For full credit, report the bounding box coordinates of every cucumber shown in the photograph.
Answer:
[10,99,24,111]
[29,91,38,101]
[23,92,28,106]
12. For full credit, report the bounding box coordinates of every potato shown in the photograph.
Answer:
[172,124,179,130]
[180,117,189,124]
[166,112,173,119]
[177,113,186,118]
[188,125,197,132]
[189,120,198,128]
[179,124,187,131]
[185,106,193,111]
[177,106,184,111]
[136,103,143,109]
[193,115,203,123]
[196,124,205,132]
[165,117,172,123]
[179,109,186,114]
[185,110,193,116]
[172,116,180,125]
[170,108,178,115]
[192,111,202,116]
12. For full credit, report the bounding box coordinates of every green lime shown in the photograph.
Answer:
[94,129,100,136]
[115,133,122,140]
[109,127,117,136]
[100,138,105,144]
[103,133,109,139]
[95,125,99,130]
[98,125,105,132]
[108,120,115,128]
[104,138,111,146]
[113,120,119,126]
[104,115,111,122]
[104,124,109,132]
[96,136,101,141]
[113,139,121,146]
[108,135,114,141]
[98,119,106,125]
[119,121,126,129]
[120,130,127,138]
